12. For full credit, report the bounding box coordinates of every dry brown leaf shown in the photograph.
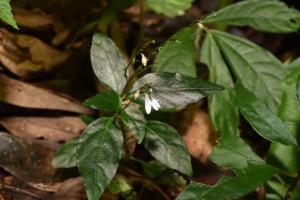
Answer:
[0,75,92,114]
[51,178,87,200]
[14,8,71,46]
[1,176,49,200]
[0,29,69,78]
[51,177,87,200]
[182,109,217,164]
[0,116,86,143]
[51,178,117,200]
[0,132,60,192]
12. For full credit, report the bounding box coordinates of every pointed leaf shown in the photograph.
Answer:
[90,31,127,94]
[76,117,123,200]
[52,137,79,168]
[146,0,193,17]
[235,81,298,146]
[176,164,280,200]
[0,0,18,29]
[202,0,300,33]
[121,105,146,144]
[154,27,197,77]
[210,136,264,172]
[200,32,239,137]
[131,72,224,110]
[268,64,300,171]
[297,75,300,109]
[143,120,192,176]
[83,90,121,112]
[211,30,285,112]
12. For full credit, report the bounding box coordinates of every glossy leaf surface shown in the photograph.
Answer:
[83,90,121,112]
[121,105,146,144]
[76,117,123,200]
[90,31,127,94]
[235,81,298,146]
[200,32,239,137]
[202,0,300,33]
[211,30,284,112]
[52,137,79,168]
[268,63,300,171]
[154,27,197,77]
[143,120,192,176]
[131,72,224,110]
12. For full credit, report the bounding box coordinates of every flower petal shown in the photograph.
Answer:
[151,98,160,111]
[145,94,152,114]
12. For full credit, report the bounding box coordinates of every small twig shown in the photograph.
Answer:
[0,183,41,199]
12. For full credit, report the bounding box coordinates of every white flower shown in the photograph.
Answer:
[141,53,148,67]
[144,93,160,114]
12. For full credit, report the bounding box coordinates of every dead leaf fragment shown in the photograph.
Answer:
[14,8,71,46]
[0,132,57,190]
[182,109,217,164]
[52,178,87,200]
[0,116,86,142]
[0,29,69,78]
[0,75,92,114]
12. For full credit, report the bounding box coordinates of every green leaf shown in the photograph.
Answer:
[107,174,133,194]
[131,72,224,110]
[176,164,280,200]
[52,137,79,168]
[267,64,300,171]
[154,27,197,77]
[211,30,285,112]
[200,32,239,137]
[202,0,300,33]
[234,81,298,146]
[181,133,280,199]
[291,179,300,200]
[80,115,95,125]
[76,117,123,200]
[143,120,192,176]
[210,136,264,171]
[0,0,18,29]
[83,90,121,112]
[266,179,288,200]
[146,0,193,17]
[142,160,186,186]
[121,105,146,144]
[90,31,127,94]
[297,76,300,109]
